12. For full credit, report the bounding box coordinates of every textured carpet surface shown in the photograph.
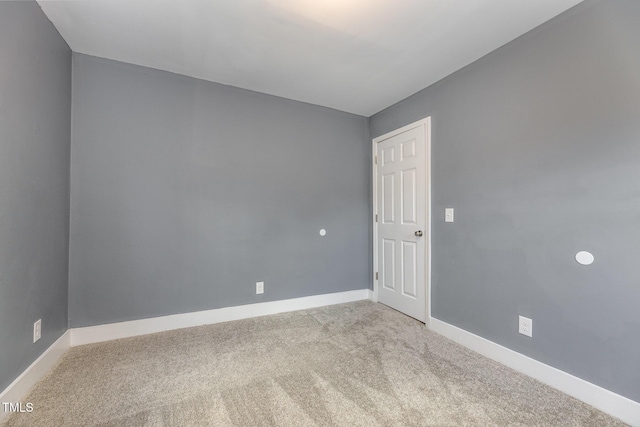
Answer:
[2,301,628,426]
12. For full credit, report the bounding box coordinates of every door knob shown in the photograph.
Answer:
[414,230,423,237]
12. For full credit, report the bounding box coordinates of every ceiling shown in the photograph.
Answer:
[38,0,583,116]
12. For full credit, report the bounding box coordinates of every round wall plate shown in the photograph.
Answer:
[575,251,594,266]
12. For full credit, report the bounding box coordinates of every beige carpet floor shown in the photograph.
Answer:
[2,301,627,426]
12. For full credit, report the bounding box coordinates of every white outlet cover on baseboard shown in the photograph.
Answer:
[518,315,532,337]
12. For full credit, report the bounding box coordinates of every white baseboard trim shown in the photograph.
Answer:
[71,289,373,347]
[429,317,640,427]
[0,331,70,422]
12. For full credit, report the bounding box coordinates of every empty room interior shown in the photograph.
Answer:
[1,0,639,425]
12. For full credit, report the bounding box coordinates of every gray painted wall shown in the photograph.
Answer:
[370,0,640,402]
[0,2,71,392]
[70,54,370,327]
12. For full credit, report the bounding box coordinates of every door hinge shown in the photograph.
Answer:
[374,155,378,165]
[375,272,379,280]
[375,214,378,222]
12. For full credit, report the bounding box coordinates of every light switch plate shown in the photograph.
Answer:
[445,208,454,223]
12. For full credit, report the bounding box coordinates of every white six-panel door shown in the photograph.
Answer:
[375,120,428,322]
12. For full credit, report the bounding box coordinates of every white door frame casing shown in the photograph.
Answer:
[372,117,431,327]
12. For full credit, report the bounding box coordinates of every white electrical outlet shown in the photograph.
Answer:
[518,315,532,337]
[33,319,41,343]
[256,281,264,295]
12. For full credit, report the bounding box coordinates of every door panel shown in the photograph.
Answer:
[382,173,395,224]
[382,239,396,291]
[401,168,416,224]
[381,145,395,166]
[402,240,417,298]
[401,139,415,160]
